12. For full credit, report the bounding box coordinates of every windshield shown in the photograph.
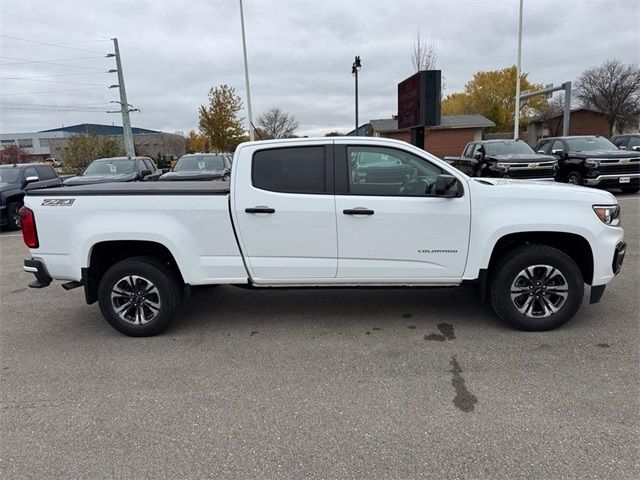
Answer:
[484,141,535,156]
[83,159,135,175]
[0,168,21,183]
[566,137,617,152]
[173,155,226,172]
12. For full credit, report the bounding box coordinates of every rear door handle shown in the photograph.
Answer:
[343,208,374,215]
[245,206,275,214]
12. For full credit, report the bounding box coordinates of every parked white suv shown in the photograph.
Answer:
[21,137,626,336]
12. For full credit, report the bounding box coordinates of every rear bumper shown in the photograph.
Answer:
[584,173,640,186]
[23,258,52,288]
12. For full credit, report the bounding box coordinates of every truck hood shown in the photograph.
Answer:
[486,153,556,163]
[569,150,640,159]
[0,182,21,193]
[471,177,617,203]
[159,170,227,181]
[63,173,137,186]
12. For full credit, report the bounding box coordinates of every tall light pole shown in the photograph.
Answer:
[513,0,523,140]
[352,56,361,134]
[239,0,254,141]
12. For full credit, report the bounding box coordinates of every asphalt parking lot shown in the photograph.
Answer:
[1,194,638,480]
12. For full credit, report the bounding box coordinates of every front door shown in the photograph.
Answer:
[334,143,470,282]
[232,143,337,282]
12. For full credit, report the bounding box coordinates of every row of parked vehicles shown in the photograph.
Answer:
[0,153,232,229]
[445,134,640,193]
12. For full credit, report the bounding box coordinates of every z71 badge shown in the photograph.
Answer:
[42,198,75,207]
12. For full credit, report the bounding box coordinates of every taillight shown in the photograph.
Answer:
[20,206,39,248]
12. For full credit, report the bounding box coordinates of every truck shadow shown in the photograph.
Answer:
[173,284,504,335]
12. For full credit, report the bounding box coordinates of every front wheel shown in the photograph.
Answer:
[7,202,23,230]
[97,257,181,336]
[490,245,584,331]
[566,170,583,185]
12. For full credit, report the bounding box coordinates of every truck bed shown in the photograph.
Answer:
[26,180,231,196]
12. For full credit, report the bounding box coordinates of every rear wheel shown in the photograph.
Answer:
[7,201,22,230]
[97,256,181,336]
[566,171,583,185]
[490,245,584,331]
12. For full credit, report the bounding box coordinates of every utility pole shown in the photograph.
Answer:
[110,38,135,157]
[239,0,254,141]
[513,0,523,139]
[352,56,361,134]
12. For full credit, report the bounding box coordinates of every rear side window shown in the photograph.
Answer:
[252,146,325,194]
[612,136,626,147]
[35,165,56,180]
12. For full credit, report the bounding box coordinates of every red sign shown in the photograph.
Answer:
[398,72,421,129]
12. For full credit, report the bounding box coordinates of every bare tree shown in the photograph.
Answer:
[257,107,298,139]
[411,30,438,72]
[535,94,567,137]
[576,59,640,136]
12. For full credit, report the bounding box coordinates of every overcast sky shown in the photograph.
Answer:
[1,0,638,137]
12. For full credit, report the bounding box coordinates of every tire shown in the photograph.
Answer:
[489,245,584,331]
[620,186,639,194]
[97,256,181,337]
[566,170,583,185]
[7,202,22,230]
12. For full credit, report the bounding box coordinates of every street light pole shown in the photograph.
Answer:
[513,0,523,140]
[352,56,361,134]
[239,0,254,141]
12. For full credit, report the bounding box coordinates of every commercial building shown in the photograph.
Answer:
[0,123,186,162]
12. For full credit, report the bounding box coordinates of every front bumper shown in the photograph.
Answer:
[584,173,640,187]
[23,258,52,288]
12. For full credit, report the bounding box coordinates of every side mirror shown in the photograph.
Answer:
[551,149,564,156]
[24,175,39,184]
[435,174,460,198]
[618,145,627,150]
[473,151,483,160]
[139,169,152,179]
[537,150,546,154]
[632,145,640,152]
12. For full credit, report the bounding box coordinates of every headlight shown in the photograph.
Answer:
[593,205,621,225]
[585,158,600,167]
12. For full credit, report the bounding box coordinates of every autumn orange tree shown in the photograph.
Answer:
[186,130,207,152]
[198,84,246,152]
[442,66,545,132]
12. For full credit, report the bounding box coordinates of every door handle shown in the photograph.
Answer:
[245,206,275,214]
[343,208,374,215]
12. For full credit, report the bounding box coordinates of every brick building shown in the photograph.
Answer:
[527,108,640,145]
[352,115,495,158]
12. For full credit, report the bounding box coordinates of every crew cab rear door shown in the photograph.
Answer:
[333,141,471,282]
[231,142,337,282]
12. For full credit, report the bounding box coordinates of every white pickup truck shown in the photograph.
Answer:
[20,137,626,336]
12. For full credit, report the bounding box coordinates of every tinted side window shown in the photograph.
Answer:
[612,136,626,147]
[536,140,550,154]
[347,146,443,196]
[22,166,38,180]
[143,159,156,172]
[35,165,56,180]
[551,140,564,154]
[627,136,640,148]
[463,144,475,158]
[252,146,325,194]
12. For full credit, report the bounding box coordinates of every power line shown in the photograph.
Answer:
[1,71,109,80]
[0,39,108,49]
[0,55,107,68]
[0,86,106,97]
[0,35,107,54]
[0,10,111,40]
[0,78,106,86]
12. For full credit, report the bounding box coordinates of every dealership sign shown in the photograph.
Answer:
[397,70,442,130]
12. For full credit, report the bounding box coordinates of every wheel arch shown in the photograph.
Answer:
[84,240,185,304]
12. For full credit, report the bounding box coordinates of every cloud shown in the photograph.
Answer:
[1,0,638,136]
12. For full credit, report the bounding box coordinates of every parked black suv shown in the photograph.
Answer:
[0,163,63,230]
[445,139,558,180]
[535,135,640,193]
[64,156,163,186]
[611,133,640,152]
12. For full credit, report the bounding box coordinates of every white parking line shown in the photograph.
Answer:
[0,234,23,238]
